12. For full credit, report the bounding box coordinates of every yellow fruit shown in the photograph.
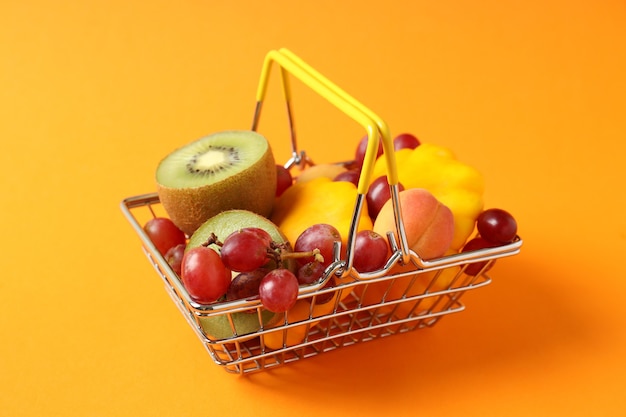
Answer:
[270,177,373,246]
[354,264,463,319]
[263,301,309,349]
[263,295,337,350]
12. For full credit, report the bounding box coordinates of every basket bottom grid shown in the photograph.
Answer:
[203,288,470,374]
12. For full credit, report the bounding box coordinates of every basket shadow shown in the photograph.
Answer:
[237,255,596,406]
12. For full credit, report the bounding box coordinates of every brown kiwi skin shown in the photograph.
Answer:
[157,139,277,237]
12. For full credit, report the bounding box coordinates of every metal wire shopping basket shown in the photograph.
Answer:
[120,48,523,375]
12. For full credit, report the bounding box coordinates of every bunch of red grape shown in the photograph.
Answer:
[182,227,302,312]
[143,214,395,314]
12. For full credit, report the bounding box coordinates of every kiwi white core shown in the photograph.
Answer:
[191,148,234,171]
[157,131,268,188]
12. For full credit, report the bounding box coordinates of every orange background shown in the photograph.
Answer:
[2,1,626,416]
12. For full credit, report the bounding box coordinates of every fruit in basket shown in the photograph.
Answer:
[297,261,325,285]
[225,269,267,301]
[461,236,499,276]
[352,133,419,168]
[370,142,484,250]
[354,134,383,168]
[275,164,293,197]
[198,309,279,341]
[263,300,312,349]
[164,243,185,275]
[143,217,187,256]
[270,176,373,250]
[476,208,518,244]
[366,175,405,220]
[258,269,300,313]
[352,230,389,273]
[373,188,454,260]
[296,163,347,183]
[181,246,232,304]
[220,227,274,272]
[333,168,360,186]
[393,133,420,150]
[354,263,462,318]
[294,223,341,268]
[155,130,277,236]
[263,295,337,350]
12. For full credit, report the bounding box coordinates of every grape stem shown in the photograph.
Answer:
[200,233,324,265]
[280,247,324,264]
[200,233,221,247]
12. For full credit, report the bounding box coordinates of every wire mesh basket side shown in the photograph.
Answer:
[121,191,513,374]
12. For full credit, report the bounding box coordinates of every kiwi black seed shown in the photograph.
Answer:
[156,130,277,236]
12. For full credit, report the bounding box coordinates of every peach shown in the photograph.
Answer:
[373,188,454,260]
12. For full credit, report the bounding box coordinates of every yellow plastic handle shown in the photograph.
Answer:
[275,48,399,190]
[253,49,413,267]
[253,49,399,195]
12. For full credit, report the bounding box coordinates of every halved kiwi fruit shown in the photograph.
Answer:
[156,130,277,236]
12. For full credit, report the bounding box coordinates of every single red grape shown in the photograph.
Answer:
[143,217,186,256]
[226,269,267,301]
[220,229,271,272]
[259,269,299,312]
[366,176,405,220]
[352,230,389,272]
[276,164,293,197]
[239,227,273,246]
[333,169,361,187]
[477,208,518,244]
[181,247,231,303]
[461,237,499,276]
[297,261,325,285]
[164,243,185,276]
[314,276,337,305]
[354,134,383,167]
[294,224,342,267]
[393,133,420,150]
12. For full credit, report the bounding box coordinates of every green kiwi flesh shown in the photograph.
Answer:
[156,130,276,236]
[198,310,280,341]
[188,209,295,339]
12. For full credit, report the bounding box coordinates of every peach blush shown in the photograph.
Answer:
[373,188,454,260]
